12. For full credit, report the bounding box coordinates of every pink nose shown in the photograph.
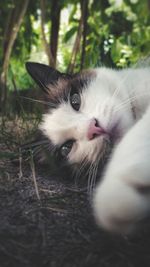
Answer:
[87,119,106,140]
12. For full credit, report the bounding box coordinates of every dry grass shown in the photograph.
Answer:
[0,114,40,171]
[0,114,40,147]
[0,114,41,199]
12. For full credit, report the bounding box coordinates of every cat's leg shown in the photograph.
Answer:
[93,106,150,234]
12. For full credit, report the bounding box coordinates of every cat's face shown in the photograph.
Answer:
[26,63,134,166]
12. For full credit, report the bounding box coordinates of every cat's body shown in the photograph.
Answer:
[26,62,150,234]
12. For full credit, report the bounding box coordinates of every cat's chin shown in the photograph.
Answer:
[91,136,113,163]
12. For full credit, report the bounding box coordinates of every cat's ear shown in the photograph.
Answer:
[25,62,71,94]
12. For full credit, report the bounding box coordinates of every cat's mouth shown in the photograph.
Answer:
[94,119,121,145]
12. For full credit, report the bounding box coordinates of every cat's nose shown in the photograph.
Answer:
[87,119,106,140]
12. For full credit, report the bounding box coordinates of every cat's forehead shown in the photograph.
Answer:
[45,69,96,106]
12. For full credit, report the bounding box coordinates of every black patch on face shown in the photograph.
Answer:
[26,62,95,111]
[43,73,94,111]
[26,62,71,93]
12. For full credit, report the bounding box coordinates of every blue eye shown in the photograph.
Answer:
[60,140,74,157]
[70,93,81,111]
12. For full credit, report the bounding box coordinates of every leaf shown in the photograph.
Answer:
[63,26,78,43]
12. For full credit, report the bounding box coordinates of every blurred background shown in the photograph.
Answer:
[0,0,150,114]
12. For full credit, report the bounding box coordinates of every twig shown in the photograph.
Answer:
[30,150,40,201]
[40,188,56,195]
[19,148,23,178]
[25,206,67,215]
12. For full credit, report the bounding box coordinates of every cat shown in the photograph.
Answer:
[26,62,150,234]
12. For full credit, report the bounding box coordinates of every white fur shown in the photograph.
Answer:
[40,66,150,233]
[94,106,150,233]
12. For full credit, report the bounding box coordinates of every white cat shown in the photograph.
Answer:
[26,62,150,234]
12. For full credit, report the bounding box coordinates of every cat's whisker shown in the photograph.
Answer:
[114,97,136,112]
[87,162,95,196]
[89,163,98,198]
[111,71,150,113]
[102,72,132,129]
[91,162,99,196]
[109,64,147,111]
[109,71,132,107]
[74,158,89,186]
[28,146,44,159]
[109,85,122,106]
[114,92,150,113]
[78,158,89,176]
[74,162,86,181]
[20,96,57,108]
[87,156,100,199]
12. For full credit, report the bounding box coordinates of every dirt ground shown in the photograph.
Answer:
[0,116,150,267]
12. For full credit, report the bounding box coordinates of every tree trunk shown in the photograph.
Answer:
[80,0,89,70]
[40,0,54,66]
[67,17,83,72]
[0,0,29,108]
[67,0,85,74]
[50,0,61,68]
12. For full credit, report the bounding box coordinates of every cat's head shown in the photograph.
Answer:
[26,62,134,168]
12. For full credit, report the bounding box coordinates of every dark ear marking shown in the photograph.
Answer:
[25,62,71,94]
[25,62,96,109]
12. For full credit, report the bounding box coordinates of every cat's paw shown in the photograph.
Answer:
[93,108,150,234]
[93,177,149,234]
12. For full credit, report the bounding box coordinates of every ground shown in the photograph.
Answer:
[0,115,150,267]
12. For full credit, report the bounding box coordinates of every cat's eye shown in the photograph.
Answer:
[60,140,74,158]
[70,93,81,111]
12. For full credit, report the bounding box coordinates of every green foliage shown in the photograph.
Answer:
[106,0,150,67]
[86,0,148,67]
[8,59,33,90]
[1,0,150,93]
[63,26,78,43]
